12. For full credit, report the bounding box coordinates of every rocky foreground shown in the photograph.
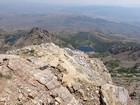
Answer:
[0,43,132,105]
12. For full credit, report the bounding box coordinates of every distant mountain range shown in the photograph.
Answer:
[0,15,140,42]
[1,4,140,42]
[0,3,140,21]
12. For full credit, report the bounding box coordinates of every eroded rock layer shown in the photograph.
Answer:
[0,43,132,105]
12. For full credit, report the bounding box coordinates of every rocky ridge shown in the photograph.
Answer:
[13,27,71,50]
[0,43,132,105]
[0,27,72,53]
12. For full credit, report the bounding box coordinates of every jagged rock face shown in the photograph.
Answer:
[14,27,56,48]
[24,27,54,45]
[101,84,132,105]
[0,43,132,105]
[8,43,112,86]
[1,27,69,52]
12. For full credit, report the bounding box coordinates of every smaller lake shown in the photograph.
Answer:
[5,37,16,43]
[77,46,94,52]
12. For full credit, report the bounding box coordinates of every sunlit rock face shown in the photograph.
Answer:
[0,43,132,105]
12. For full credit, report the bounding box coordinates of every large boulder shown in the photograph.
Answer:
[101,84,132,105]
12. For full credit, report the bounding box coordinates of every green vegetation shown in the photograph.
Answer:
[105,60,119,69]
[58,31,140,53]
[117,67,139,74]
[0,72,12,79]
[60,32,91,47]
[104,60,140,77]
[29,49,35,54]
[0,72,3,78]
[28,49,36,56]
[89,51,110,58]
[107,66,140,77]
[58,31,114,52]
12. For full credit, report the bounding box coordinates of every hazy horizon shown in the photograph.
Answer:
[1,0,140,33]
[1,0,140,7]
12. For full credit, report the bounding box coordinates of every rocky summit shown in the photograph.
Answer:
[0,27,69,53]
[0,43,132,105]
[13,27,67,49]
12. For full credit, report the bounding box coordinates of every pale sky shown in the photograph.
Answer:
[1,0,140,7]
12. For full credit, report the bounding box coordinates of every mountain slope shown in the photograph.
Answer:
[0,43,132,105]
[58,31,140,53]
[14,27,67,48]
[103,48,140,105]
[0,27,71,53]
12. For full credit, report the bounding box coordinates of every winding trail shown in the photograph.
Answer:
[88,31,93,47]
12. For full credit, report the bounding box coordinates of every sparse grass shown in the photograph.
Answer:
[0,72,12,79]
[105,60,140,78]
[111,73,117,77]
[29,49,35,54]
[108,66,140,77]
[117,67,139,74]
[105,60,119,70]
[135,73,140,77]
[0,72,3,78]
[93,52,110,58]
